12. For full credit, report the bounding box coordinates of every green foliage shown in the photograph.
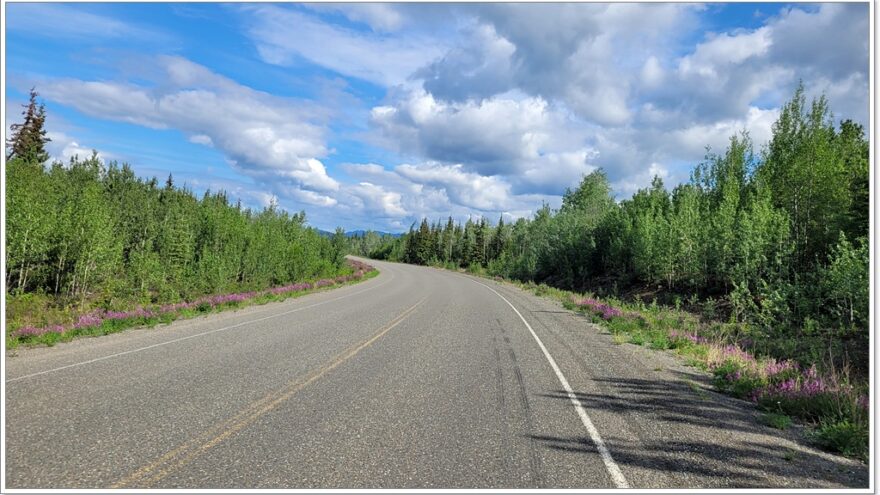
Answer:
[812,419,869,460]
[6,149,348,326]
[5,88,50,163]
[820,233,869,331]
[759,412,793,430]
[758,84,856,270]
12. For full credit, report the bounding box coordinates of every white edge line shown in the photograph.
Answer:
[6,268,394,384]
[471,278,631,489]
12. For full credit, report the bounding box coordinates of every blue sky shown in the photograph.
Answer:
[4,3,870,232]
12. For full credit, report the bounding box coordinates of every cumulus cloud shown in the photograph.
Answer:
[670,106,779,158]
[39,56,339,194]
[45,131,106,164]
[416,23,516,102]
[334,160,560,229]
[396,162,512,211]
[612,162,671,198]
[371,91,555,174]
[347,182,407,217]
[390,2,868,207]
[370,89,597,193]
[768,4,868,80]
[421,3,701,126]
[648,3,868,126]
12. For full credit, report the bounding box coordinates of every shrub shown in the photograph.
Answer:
[812,420,868,460]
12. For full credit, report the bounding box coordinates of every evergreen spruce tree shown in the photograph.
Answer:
[6,88,50,163]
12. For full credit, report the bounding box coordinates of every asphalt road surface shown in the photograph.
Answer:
[5,258,868,489]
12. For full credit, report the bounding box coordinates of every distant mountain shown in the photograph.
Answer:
[314,229,403,238]
[345,229,403,238]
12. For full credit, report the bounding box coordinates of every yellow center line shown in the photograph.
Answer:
[113,296,426,488]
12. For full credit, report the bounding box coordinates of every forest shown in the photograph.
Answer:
[6,90,353,340]
[362,86,869,371]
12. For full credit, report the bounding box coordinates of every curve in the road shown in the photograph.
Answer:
[4,258,867,489]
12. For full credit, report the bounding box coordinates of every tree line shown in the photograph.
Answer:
[367,86,869,370]
[6,90,348,310]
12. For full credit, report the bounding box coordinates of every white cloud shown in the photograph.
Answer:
[188,134,213,146]
[518,150,598,195]
[348,182,407,217]
[334,160,562,228]
[432,4,702,126]
[6,4,171,43]
[39,56,338,194]
[396,162,512,211]
[670,106,779,157]
[371,90,581,176]
[613,162,670,197]
[304,3,404,32]
[679,28,772,78]
[45,131,106,164]
[283,186,338,207]
[418,23,516,101]
[641,56,664,88]
[243,5,446,87]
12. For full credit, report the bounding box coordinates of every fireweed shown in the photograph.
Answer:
[10,261,376,341]
[563,289,867,459]
[571,297,624,320]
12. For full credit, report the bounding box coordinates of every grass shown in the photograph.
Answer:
[6,263,379,350]
[759,412,793,430]
[469,274,869,462]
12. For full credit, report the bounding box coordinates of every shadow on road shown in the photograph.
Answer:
[531,377,868,488]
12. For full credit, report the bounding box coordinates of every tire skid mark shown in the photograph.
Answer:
[492,334,505,414]
[495,283,675,487]
[469,278,629,489]
[497,319,545,488]
[491,330,512,476]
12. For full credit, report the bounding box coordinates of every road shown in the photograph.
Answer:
[5,258,868,489]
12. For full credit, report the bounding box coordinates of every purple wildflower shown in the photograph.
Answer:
[573,297,624,320]
[764,359,798,377]
[73,314,103,329]
[13,326,42,338]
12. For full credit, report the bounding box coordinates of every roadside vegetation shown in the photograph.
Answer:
[364,86,870,460]
[6,89,368,348]
[8,260,376,349]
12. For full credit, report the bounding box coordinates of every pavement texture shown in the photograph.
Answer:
[5,258,869,489]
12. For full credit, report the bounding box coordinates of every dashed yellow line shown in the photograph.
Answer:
[113,297,426,488]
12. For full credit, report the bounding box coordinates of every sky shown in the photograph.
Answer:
[4,2,870,232]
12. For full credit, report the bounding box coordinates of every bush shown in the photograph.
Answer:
[813,420,868,460]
